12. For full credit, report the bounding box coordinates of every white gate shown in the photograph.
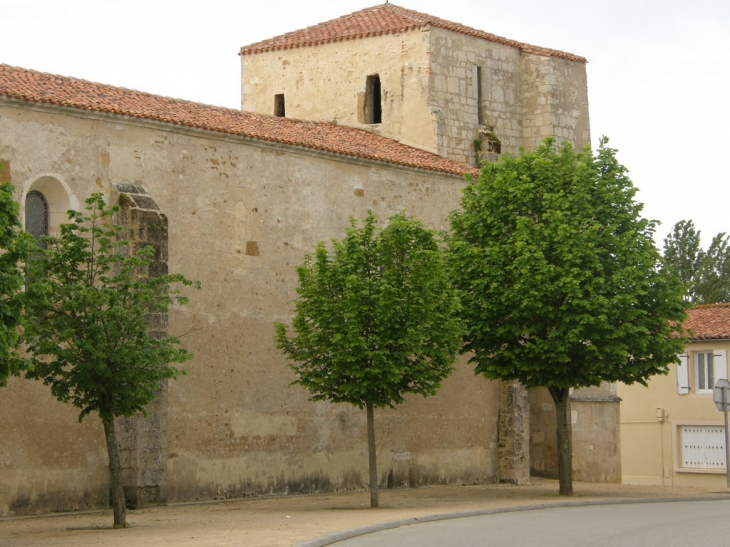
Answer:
[680,426,726,469]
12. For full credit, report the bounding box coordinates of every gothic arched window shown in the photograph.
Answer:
[25,190,49,240]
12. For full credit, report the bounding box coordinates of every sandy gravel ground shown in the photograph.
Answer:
[2,479,729,547]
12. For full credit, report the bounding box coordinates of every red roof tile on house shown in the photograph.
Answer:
[0,64,477,177]
[685,303,730,340]
[239,3,586,63]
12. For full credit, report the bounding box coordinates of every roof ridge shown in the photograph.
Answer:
[0,63,476,178]
[239,4,419,56]
[690,303,730,310]
[0,63,242,114]
[239,3,586,63]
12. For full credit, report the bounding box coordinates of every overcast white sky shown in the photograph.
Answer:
[2,0,728,248]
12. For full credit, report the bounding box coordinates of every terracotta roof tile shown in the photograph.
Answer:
[239,3,586,63]
[0,64,476,177]
[685,303,730,340]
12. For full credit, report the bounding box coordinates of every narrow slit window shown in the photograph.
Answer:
[274,94,286,117]
[364,74,382,124]
[476,66,484,125]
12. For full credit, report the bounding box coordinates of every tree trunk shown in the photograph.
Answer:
[103,417,128,527]
[548,386,573,496]
[366,401,379,508]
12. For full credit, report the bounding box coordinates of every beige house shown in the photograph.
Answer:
[0,4,605,516]
[620,303,730,487]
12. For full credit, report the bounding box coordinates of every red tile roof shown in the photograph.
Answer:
[239,3,586,63]
[0,64,476,177]
[685,303,730,340]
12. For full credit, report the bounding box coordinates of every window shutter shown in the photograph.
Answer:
[713,349,727,385]
[677,353,689,394]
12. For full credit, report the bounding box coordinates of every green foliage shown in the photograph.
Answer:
[23,193,198,423]
[449,138,688,390]
[275,212,463,409]
[663,220,730,304]
[0,174,33,387]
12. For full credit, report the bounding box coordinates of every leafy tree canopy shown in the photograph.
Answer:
[449,138,687,496]
[276,211,463,508]
[449,138,687,391]
[663,220,730,304]
[23,193,197,422]
[22,193,198,527]
[0,174,33,387]
[276,211,463,408]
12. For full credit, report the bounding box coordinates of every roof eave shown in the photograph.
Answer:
[0,95,474,179]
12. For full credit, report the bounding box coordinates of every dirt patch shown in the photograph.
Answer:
[1,479,728,547]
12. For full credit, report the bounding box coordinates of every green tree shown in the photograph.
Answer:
[0,171,33,387]
[663,220,730,304]
[275,212,463,507]
[23,194,198,527]
[449,138,687,496]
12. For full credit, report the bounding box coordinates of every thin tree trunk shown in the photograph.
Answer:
[366,401,379,508]
[103,417,128,527]
[548,386,573,496]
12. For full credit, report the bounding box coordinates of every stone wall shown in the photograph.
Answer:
[519,54,591,151]
[530,385,621,483]
[427,27,590,165]
[427,27,523,164]
[240,27,590,167]
[112,185,172,508]
[498,381,530,484]
[241,32,437,154]
[0,100,500,514]
[570,395,621,483]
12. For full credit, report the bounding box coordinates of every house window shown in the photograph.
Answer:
[677,349,727,394]
[25,190,49,241]
[274,94,286,117]
[364,74,382,124]
[679,425,726,470]
[696,352,715,392]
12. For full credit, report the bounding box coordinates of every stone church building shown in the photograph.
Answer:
[0,4,618,515]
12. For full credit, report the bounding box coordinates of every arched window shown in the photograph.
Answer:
[23,174,77,239]
[25,190,49,240]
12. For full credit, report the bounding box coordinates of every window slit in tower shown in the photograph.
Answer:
[274,94,286,117]
[365,74,382,124]
[476,66,484,125]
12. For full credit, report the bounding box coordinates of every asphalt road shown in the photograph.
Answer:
[329,500,730,547]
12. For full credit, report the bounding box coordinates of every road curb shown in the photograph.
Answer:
[293,495,730,547]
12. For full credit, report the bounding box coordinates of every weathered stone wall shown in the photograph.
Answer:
[497,381,530,484]
[241,32,438,154]
[427,27,591,165]
[529,385,621,483]
[0,100,500,514]
[519,54,591,151]
[241,28,590,167]
[0,377,109,515]
[529,388,558,477]
[113,188,172,508]
[570,396,621,483]
[427,28,523,164]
